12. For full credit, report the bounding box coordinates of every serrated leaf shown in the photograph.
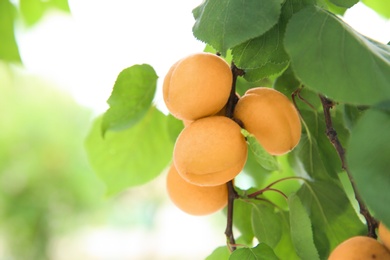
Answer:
[102,64,158,134]
[285,6,390,105]
[192,0,284,54]
[288,193,320,260]
[0,0,21,63]
[346,108,390,228]
[297,180,366,258]
[85,106,173,196]
[205,246,230,260]
[242,129,279,171]
[229,243,279,260]
[251,203,282,247]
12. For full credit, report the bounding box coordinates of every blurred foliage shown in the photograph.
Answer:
[0,0,70,63]
[0,63,104,259]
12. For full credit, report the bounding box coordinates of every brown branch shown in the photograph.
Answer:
[223,62,244,251]
[319,94,378,238]
[225,180,239,251]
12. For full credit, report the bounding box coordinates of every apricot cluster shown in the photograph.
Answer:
[328,223,390,259]
[163,52,301,216]
[163,52,244,215]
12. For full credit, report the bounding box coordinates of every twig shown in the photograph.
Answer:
[225,180,239,251]
[223,62,244,251]
[319,94,378,238]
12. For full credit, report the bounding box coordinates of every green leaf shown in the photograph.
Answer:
[0,0,21,63]
[346,108,390,228]
[362,0,390,18]
[233,199,254,244]
[85,106,174,196]
[205,246,231,260]
[165,114,184,143]
[192,0,284,54]
[251,203,282,247]
[273,211,300,260]
[102,64,158,134]
[288,193,320,260]
[297,180,366,258]
[243,62,289,82]
[232,23,289,70]
[47,0,71,13]
[241,129,279,172]
[328,0,357,8]
[284,6,390,105]
[229,243,279,260]
[20,0,46,26]
[289,109,349,180]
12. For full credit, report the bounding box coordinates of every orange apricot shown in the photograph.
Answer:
[163,53,232,121]
[233,87,301,155]
[379,222,390,250]
[166,164,228,216]
[173,116,247,186]
[328,236,390,260]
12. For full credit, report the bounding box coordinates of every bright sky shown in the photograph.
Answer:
[16,1,390,115]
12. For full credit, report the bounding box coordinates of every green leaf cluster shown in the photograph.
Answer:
[84,0,390,259]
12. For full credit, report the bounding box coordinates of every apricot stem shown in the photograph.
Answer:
[319,94,378,238]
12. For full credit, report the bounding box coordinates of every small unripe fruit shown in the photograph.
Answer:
[233,87,301,155]
[328,236,390,260]
[163,53,232,121]
[174,116,247,186]
[379,222,390,250]
[166,164,228,216]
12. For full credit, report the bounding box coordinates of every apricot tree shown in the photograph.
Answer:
[85,0,390,259]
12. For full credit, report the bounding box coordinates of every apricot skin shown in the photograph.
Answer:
[173,116,247,187]
[163,53,232,121]
[328,236,390,260]
[166,164,228,216]
[379,222,390,251]
[233,87,301,155]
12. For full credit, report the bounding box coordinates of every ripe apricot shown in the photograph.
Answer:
[163,53,232,121]
[166,164,228,216]
[328,236,390,260]
[233,87,301,155]
[174,116,247,186]
[379,222,390,250]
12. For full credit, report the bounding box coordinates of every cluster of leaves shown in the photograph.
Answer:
[0,0,70,63]
[85,0,390,259]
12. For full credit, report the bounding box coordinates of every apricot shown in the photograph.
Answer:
[379,222,390,250]
[328,236,390,260]
[233,87,301,155]
[173,116,247,186]
[163,53,232,121]
[166,164,228,216]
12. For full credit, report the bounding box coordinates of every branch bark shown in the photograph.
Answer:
[319,94,378,238]
[224,63,244,250]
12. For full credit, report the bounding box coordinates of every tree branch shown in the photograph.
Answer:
[319,94,378,238]
[224,62,244,251]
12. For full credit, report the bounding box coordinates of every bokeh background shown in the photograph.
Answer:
[1,0,389,259]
